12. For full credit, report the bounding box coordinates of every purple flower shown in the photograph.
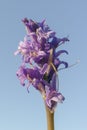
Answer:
[15,18,69,112]
[42,73,65,111]
[45,88,65,111]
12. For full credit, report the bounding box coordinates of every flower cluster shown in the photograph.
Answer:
[15,18,69,112]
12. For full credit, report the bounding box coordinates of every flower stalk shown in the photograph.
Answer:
[45,104,54,130]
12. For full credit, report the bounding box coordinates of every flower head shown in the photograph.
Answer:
[15,18,69,112]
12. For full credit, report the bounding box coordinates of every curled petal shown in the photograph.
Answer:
[57,93,65,103]
[55,50,68,57]
[58,37,69,45]
[50,37,69,48]
[58,61,68,70]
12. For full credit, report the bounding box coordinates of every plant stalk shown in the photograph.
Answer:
[45,105,54,130]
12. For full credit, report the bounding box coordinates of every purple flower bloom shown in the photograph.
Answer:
[45,88,65,111]
[42,73,65,111]
[15,18,69,112]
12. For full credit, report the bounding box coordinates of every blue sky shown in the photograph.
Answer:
[0,0,87,130]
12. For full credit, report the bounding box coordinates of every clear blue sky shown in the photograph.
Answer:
[0,0,87,130]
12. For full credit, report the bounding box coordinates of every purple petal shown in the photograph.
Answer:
[55,50,68,57]
[58,61,68,69]
[54,59,68,69]
[58,37,69,45]
[22,18,39,33]
[26,68,42,79]
[45,87,65,110]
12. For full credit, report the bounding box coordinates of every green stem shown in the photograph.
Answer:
[45,105,54,130]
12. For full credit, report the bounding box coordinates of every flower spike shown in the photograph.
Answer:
[15,18,69,112]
